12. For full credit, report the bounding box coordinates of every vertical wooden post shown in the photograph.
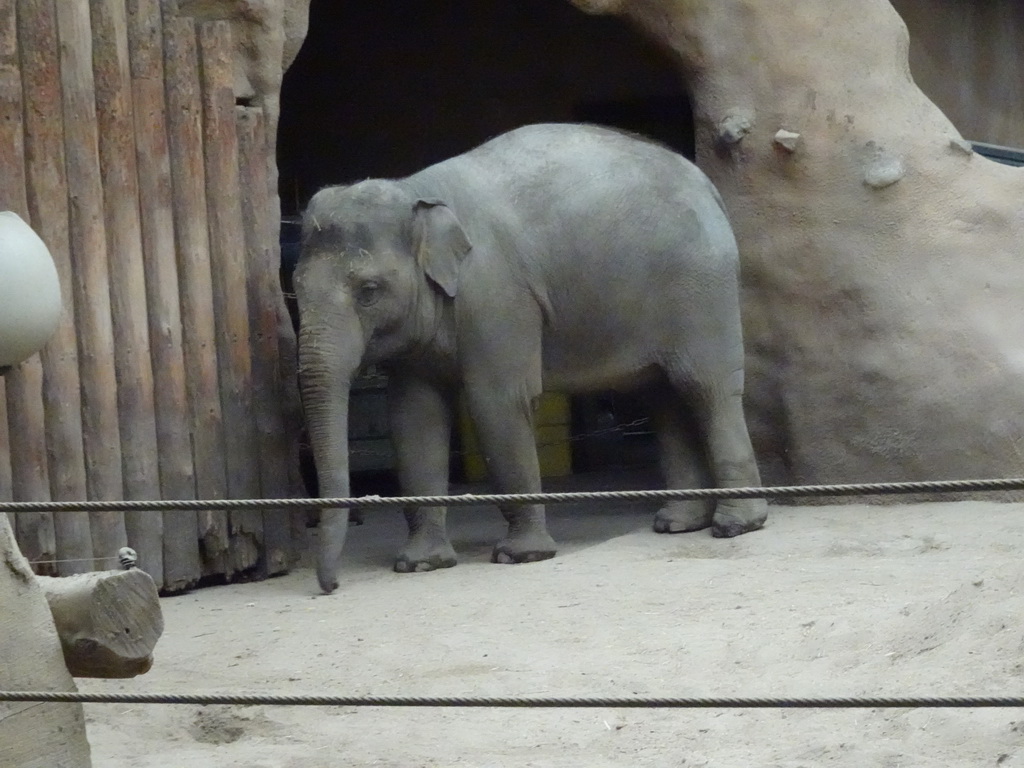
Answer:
[162,14,228,577]
[18,0,93,576]
[7,347,56,574]
[198,21,262,577]
[0,385,11,508]
[128,0,199,592]
[1,0,55,574]
[89,0,163,587]
[55,0,127,564]
[0,0,15,516]
[237,106,293,575]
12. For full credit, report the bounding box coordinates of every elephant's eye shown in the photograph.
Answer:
[356,280,381,307]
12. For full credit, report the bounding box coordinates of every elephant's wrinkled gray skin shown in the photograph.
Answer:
[295,123,767,594]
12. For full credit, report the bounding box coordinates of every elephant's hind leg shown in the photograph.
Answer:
[684,369,768,537]
[651,392,716,533]
[388,375,459,573]
[659,364,765,536]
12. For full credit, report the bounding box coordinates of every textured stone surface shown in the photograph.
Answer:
[0,517,91,767]
[569,0,1024,491]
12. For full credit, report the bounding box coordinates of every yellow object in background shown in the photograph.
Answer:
[459,393,573,482]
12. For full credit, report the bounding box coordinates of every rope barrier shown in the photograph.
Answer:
[6,479,1023,717]
[1,477,1023,513]
[2,691,1024,709]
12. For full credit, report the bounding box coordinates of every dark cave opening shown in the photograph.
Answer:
[277,0,695,487]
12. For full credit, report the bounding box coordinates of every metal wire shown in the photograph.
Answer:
[1,691,1023,708]
[25,555,118,567]
[341,416,656,459]
[1,477,1023,513]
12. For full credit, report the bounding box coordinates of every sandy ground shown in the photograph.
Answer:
[80,470,1024,767]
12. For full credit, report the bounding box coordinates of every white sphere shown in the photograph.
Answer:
[0,211,62,368]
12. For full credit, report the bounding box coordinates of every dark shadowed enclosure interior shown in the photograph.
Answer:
[275,0,697,484]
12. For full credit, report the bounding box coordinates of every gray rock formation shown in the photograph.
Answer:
[570,0,1024,492]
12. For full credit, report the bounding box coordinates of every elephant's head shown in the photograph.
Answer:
[293,180,471,593]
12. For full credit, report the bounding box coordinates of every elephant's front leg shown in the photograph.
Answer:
[464,384,557,564]
[388,374,458,573]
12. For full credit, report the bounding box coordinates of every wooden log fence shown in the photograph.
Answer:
[0,2,11,518]
[0,387,10,513]
[237,106,294,576]
[1,1,55,574]
[1,0,301,591]
[163,13,229,579]
[19,0,94,576]
[56,0,128,566]
[198,21,263,577]
[91,0,164,582]
[127,0,200,592]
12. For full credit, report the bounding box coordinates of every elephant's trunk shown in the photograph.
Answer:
[297,320,363,594]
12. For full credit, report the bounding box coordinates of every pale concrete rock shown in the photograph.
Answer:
[861,141,906,188]
[719,111,754,144]
[0,517,92,767]
[948,136,974,156]
[773,129,802,152]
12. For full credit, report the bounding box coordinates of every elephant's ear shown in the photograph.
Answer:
[413,198,472,298]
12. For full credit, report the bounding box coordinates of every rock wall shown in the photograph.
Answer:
[572,0,1024,490]
[0,516,91,767]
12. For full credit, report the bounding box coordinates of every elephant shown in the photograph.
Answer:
[294,123,768,594]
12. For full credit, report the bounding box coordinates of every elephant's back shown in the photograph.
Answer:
[439,123,711,197]
[411,123,736,270]
[412,125,744,383]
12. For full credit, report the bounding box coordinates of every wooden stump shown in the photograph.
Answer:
[38,567,165,679]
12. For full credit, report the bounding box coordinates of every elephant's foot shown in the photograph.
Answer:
[491,529,557,564]
[653,499,714,533]
[711,499,768,538]
[394,536,458,573]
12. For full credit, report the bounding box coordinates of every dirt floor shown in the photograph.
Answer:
[81,470,1024,767]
